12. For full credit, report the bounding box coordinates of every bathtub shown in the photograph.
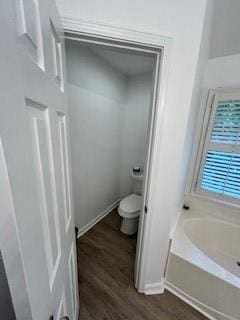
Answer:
[166,208,240,320]
[184,218,240,278]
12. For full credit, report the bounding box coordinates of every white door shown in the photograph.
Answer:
[0,0,79,320]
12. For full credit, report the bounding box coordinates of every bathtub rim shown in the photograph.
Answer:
[170,210,240,289]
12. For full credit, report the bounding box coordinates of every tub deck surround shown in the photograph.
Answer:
[167,208,240,320]
[183,195,240,226]
[77,210,207,320]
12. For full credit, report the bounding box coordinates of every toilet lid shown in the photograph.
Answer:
[119,194,142,214]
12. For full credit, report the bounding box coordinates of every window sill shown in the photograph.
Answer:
[186,191,240,213]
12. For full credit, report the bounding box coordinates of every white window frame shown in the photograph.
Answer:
[192,88,240,208]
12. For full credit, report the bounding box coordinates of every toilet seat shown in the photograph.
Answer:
[118,194,142,218]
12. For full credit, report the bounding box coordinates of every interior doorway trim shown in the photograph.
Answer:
[62,15,173,294]
[61,16,172,48]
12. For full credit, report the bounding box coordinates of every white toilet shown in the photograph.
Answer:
[118,171,143,235]
[118,194,142,235]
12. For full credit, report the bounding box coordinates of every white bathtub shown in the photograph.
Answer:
[166,209,240,320]
[184,218,240,278]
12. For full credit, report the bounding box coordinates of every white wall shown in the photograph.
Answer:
[120,73,152,198]
[57,0,211,291]
[66,40,126,229]
[173,0,214,234]
[204,54,240,88]
[66,41,126,101]
[209,0,240,58]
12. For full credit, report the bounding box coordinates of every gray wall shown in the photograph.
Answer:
[0,252,16,320]
[66,40,125,230]
[120,73,152,198]
[209,0,240,58]
[66,40,152,231]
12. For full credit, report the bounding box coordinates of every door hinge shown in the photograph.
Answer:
[144,205,148,214]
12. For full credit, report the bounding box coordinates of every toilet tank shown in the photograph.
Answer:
[132,172,143,195]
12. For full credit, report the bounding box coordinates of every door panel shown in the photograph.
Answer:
[55,286,68,320]
[27,100,61,286]
[50,20,64,90]
[67,242,78,320]
[0,139,33,320]
[57,112,72,234]
[15,0,44,68]
[0,0,79,319]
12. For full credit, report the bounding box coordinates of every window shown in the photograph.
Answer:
[195,89,240,205]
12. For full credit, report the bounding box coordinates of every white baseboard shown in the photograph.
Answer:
[144,281,165,295]
[77,199,120,238]
[165,281,237,320]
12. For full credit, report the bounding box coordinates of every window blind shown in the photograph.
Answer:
[211,102,240,144]
[199,99,240,201]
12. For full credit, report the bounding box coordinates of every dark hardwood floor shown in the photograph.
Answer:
[77,210,207,320]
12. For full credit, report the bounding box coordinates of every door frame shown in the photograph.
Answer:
[62,16,173,293]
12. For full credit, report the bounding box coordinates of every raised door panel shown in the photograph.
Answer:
[50,20,64,90]
[55,287,67,320]
[0,138,33,320]
[57,112,72,234]
[67,242,78,320]
[15,0,44,69]
[27,100,61,290]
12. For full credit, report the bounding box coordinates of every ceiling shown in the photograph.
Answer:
[86,43,155,76]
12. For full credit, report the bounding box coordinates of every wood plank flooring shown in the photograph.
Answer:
[77,210,207,320]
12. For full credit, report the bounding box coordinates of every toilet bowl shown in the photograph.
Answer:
[118,194,142,235]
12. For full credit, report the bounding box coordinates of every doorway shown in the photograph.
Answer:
[64,33,162,291]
